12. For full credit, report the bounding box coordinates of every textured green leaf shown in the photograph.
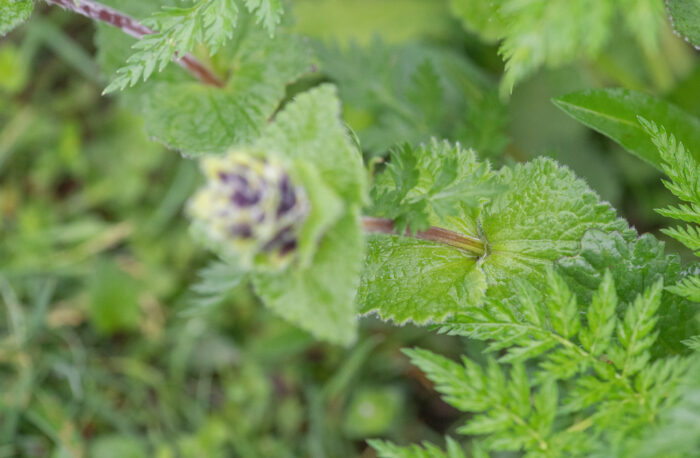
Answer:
[96,15,309,156]
[252,210,363,346]
[358,235,486,324]
[556,230,699,355]
[667,0,700,48]
[256,84,367,204]
[361,156,629,325]
[553,89,700,170]
[292,160,344,268]
[482,158,631,297]
[0,0,33,36]
[248,84,366,345]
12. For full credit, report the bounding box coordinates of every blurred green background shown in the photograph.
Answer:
[1,0,698,457]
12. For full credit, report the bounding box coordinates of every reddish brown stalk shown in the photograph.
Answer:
[362,217,485,256]
[43,0,224,87]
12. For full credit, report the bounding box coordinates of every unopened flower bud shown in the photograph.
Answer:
[188,151,310,268]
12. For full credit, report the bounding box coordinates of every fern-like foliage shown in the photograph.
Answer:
[378,270,693,456]
[369,437,470,458]
[449,0,664,94]
[105,0,283,92]
[315,39,508,157]
[640,117,700,302]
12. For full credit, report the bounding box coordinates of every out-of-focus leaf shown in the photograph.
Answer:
[554,89,700,170]
[89,259,141,335]
[667,0,700,48]
[0,0,33,36]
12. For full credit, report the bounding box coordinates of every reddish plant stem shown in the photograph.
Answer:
[362,217,485,256]
[43,0,224,87]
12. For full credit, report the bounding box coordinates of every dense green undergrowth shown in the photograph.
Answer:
[1,0,699,457]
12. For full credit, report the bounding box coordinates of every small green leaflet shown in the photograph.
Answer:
[639,118,700,304]
[96,14,309,156]
[415,270,692,456]
[448,0,502,43]
[243,0,283,35]
[0,0,33,36]
[360,154,631,325]
[667,0,700,48]
[553,89,700,171]
[370,437,468,458]
[104,0,285,92]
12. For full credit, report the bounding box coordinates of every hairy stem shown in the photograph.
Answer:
[43,0,224,88]
[362,217,485,256]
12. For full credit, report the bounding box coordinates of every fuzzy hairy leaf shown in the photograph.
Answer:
[248,85,366,346]
[482,158,631,298]
[667,0,700,48]
[358,235,486,324]
[361,156,630,325]
[0,0,32,36]
[96,14,309,156]
[252,210,363,346]
[554,89,700,171]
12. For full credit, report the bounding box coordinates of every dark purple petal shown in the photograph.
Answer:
[230,224,253,238]
[277,175,297,216]
[231,188,261,207]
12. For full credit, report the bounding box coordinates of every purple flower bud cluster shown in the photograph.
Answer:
[189,151,310,267]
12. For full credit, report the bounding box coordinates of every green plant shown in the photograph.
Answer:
[1,0,699,456]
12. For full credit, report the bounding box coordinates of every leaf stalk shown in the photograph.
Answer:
[362,217,485,256]
[43,0,224,88]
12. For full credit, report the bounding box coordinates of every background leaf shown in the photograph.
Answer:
[667,0,700,48]
[553,88,700,170]
[0,0,33,36]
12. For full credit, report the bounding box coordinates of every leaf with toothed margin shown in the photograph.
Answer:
[0,0,33,36]
[359,156,632,325]
[556,229,700,355]
[667,0,700,49]
[252,210,364,346]
[358,235,487,324]
[95,11,309,156]
[249,85,367,346]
